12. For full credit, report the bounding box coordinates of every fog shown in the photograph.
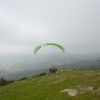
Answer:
[0,0,100,55]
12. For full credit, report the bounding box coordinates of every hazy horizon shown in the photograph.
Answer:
[0,0,100,55]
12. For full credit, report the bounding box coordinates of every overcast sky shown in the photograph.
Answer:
[0,0,100,55]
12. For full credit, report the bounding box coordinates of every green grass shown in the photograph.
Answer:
[0,70,100,100]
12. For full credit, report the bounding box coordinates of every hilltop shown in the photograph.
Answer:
[0,70,100,100]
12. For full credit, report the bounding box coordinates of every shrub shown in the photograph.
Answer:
[49,67,58,74]
[73,68,76,71]
[39,72,46,76]
[18,77,29,81]
[0,77,7,86]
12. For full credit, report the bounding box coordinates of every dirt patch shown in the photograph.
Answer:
[60,89,78,96]
[60,86,100,96]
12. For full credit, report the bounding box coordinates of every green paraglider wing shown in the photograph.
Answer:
[34,43,65,54]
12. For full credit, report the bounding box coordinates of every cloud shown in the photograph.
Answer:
[0,0,100,54]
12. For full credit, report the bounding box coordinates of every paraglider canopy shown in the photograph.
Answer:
[34,43,65,54]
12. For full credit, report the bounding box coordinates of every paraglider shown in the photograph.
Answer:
[34,43,65,54]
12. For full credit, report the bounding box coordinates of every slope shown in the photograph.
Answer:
[0,70,100,100]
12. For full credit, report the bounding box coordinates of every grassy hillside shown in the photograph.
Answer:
[0,70,100,100]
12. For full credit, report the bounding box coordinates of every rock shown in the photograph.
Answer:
[97,87,100,92]
[85,87,94,91]
[94,87,100,93]
[80,92,84,94]
[60,89,78,96]
[77,85,81,88]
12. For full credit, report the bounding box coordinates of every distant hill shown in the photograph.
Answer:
[0,53,100,80]
[61,59,100,70]
[3,68,50,80]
